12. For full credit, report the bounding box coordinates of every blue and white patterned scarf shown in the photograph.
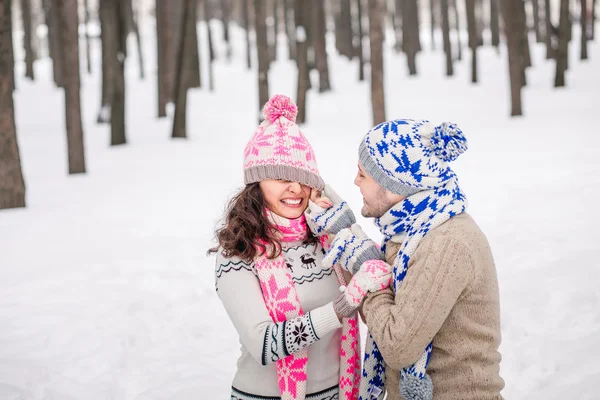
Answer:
[358,176,468,400]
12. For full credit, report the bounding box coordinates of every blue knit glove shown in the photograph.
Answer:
[305,185,356,236]
[322,224,383,274]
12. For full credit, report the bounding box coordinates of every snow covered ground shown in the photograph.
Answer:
[1,21,599,399]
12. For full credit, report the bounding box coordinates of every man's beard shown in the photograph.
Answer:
[361,187,395,218]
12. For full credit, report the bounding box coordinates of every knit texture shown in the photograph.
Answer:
[363,213,505,400]
[358,119,467,196]
[255,211,360,400]
[305,185,356,235]
[356,119,469,400]
[244,95,324,190]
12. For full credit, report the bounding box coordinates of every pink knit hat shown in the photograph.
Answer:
[243,95,324,190]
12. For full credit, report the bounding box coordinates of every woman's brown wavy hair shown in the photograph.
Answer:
[208,183,317,263]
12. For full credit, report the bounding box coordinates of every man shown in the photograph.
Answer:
[306,119,504,400]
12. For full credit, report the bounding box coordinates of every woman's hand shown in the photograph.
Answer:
[310,188,334,209]
[305,185,356,236]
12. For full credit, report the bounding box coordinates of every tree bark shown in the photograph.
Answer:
[57,0,86,172]
[403,0,421,75]
[45,0,63,87]
[83,0,92,74]
[592,0,596,40]
[452,0,462,60]
[295,0,309,123]
[369,0,386,125]
[490,0,500,48]
[554,0,570,87]
[441,0,453,75]
[393,0,403,51]
[500,0,523,116]
[129,0,145,79]
[518,0,531,70]
[313,0,331,91]
[20,0,34,79]
[580,0,588,59]
[156,0,170,117]
[430,0,436,49]
[466,0,478,82]
[222,0,232,60]
[111,0,127,145]
[0,0,26,209]
[98,0,116,123]
[172,0,198,138]
[270,0,278,62]
[544,0,554,58]
[284,0,296,60]
[243,0,252,69]
[204,0,215,91]
[255,0,270,123]
[357,0,366,80]
[338,0,354,58]
[532,0,543,42]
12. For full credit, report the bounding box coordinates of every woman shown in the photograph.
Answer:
[209,95,362,400]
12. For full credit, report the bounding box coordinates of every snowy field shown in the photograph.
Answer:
[1,21,599,400]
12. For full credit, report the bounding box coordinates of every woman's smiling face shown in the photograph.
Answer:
[259,180,311,219]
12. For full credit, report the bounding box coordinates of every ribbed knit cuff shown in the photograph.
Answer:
[310,302,343,338]
[332,292,358,318]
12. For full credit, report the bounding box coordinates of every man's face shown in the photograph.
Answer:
[354,162,405,218]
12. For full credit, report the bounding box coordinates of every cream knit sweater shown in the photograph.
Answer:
[362,213,505,400]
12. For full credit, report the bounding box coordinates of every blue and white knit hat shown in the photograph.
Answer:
[358,119,468,196]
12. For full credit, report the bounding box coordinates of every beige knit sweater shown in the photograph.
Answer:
[361,212,504,400]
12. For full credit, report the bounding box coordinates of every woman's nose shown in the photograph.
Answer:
[288,182,301,193]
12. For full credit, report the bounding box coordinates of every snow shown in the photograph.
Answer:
[1,20,600,400]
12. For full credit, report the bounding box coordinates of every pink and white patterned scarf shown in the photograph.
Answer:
[254,209,361,400]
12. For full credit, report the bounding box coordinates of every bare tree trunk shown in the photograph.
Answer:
[172,0,198,138]
[243,0,252,68]
[430,0,437,49]
[98,0,115,123]
[57,0,86,172]
[501,0,523,115]
[271,0,278,62]
[295,0,309,123]
[110,0,127,145]
[0,0,26,209]
[369,0,386,125]
[544,0,554,58]
[465,0,478,82]
[313,0,331,91]
[222,0,232,60]
[338,0,354,58]
[284,0,296,60]
[83,0,92,74]
[403,0,421,75]
[580,0,588,59]
[130,0,145,79]
[21,0,35,79]
[554,0,569,86]
[156,0,170,117]
[393,0,403,51]
[490,0,500,48]
[592,0,596,39]
[441,0,454,74]
[45,0,63,87]
[255,0,270,123]
[357,0,366,80]
[452,0,462,60]
[476,0,484,45]
[532,0,543,42]
[204,0,215,91]
[518,0,531,81]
